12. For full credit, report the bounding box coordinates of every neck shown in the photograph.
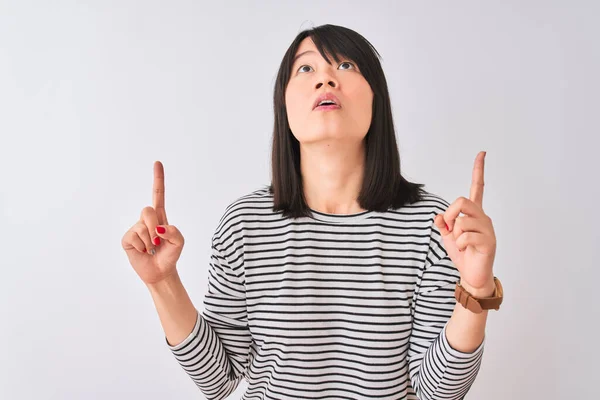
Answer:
[300,139,366,215]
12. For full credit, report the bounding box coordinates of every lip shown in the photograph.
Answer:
[313,92,341,110]
[314,104,341,112]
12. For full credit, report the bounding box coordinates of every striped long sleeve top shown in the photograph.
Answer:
[166,188,485,400]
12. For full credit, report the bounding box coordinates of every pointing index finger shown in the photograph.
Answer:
[153,161,168,225]
[469,151,486,207]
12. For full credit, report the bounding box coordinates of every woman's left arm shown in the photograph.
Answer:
[435,151,499,353]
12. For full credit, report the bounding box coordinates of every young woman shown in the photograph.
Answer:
[122,24,503,400]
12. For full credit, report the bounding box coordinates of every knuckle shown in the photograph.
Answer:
[122,231,141,250]
[140,206,155,218]
[121,232,130,247]
[133,225,153,244]
[132,222,147,233]
[453,218,461,229]
[125,230,137,241]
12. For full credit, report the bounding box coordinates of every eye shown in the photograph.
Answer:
[338,61,355,70]
[296,61,356,74]
[297,65,313,73]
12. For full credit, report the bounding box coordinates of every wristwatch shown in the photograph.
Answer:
[455,277,503,314]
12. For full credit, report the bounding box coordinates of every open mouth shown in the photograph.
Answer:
[314,103,341,111]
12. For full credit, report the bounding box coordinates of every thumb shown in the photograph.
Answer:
[155,225,184,247]
[434,214,452,237]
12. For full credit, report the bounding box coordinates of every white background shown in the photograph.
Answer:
[1,1,598,399]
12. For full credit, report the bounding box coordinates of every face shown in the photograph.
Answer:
[285,37,374,145]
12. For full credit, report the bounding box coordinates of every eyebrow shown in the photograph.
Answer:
[292,50,316,66]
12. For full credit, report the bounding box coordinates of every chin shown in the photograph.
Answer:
[295,129,338,143]
[295,130,364,146]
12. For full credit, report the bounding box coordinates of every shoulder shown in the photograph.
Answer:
[414,190,452,213]
[220,186,274,219]
[408,191,453,250]
[212,186,278,243]
[389,189,452,216]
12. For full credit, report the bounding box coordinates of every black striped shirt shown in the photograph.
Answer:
[167,188,484,399]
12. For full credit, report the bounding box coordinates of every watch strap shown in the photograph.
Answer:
[455,277,503,313]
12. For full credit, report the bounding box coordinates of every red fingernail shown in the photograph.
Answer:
[445,223,449,231]
[156,226,166,234]
[153,237,161,246]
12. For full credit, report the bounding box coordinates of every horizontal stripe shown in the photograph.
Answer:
[167,188,484,400]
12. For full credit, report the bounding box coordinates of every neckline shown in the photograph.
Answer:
[308,208,375,224]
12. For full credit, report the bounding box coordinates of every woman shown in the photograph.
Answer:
[122,24,503,400]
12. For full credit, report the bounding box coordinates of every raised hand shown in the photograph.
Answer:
[121,161,185,285]
[434,151,497,296]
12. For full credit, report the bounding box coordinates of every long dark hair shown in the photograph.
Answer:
[270,24,425,218]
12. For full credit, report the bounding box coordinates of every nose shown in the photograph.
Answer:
[315,75,337,89]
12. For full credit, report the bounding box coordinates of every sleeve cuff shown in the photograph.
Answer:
[440,323,485,361]
[165,310,203,352]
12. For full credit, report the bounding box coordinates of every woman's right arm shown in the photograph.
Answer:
[146,271,198,347]
[122,161,250,400]
[121,160,197,346]
[162,240,251,400]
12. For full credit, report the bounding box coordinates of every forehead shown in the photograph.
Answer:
[296,37,317,53]
[293,37,339,64]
